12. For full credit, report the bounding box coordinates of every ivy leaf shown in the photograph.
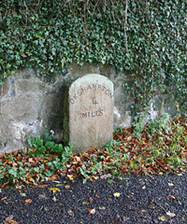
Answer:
[8,168,18,177]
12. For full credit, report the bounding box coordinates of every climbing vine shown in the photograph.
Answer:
[0,0,186,112]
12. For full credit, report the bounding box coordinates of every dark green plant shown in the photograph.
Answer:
[133,112,171,138]
[27,136,47,156]
[147,113,171,136]
[0,0,186,113]
[0,141,73,185]
[133,112,148,138]
[27,135,65,156]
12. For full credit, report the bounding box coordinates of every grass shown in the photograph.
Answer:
[0,116,186,188]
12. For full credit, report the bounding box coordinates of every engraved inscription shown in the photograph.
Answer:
[81,108,104,118]
[70,83,113,104]
[92,97,98,105]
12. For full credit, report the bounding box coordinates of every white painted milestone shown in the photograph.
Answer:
[69,74,114,151]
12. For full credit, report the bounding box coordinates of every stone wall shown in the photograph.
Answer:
[0,65,177,153]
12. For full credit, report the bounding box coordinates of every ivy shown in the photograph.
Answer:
[0,0,186,113]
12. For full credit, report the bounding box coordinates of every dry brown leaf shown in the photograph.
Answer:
[74,156,81,162]
[67,174,75,181]
[64,184,71,189]
[24,198,32,205]
[36,184,48,189]
[28,158,35,163]
[88,208,96,215]
[48,174,59,181]
[49,187,61,193]
[1,197,8,203]
[4,215,18,224]
[167,195,176,201]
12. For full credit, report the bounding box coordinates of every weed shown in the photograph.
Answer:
[80,166,90,180]
[104,140,121,157]
[114,127,124,134]
[133,112,148,138]
[147,113,171,136]
[27,135,66,156]
[133,112,171,138]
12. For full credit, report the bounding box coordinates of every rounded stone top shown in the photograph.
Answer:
[69,74,113,91]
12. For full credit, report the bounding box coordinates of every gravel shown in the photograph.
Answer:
[0,174,187,224]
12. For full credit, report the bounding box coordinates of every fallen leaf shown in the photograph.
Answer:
[48,174,59,181]
[99,206,106,210]
[67,209,74,216]
[27,177,36,184]
[37,184,48,189]
[167,195,176,201]
[92,175,99,180]
[19,192,26,197]
[158,215,168,222]
[88,208,96,215]
[28,158,35,163]
[49,187,61,193]
[166,211,176,218]
[177,173,183,176]
[67,174,75,181]
[24,198,32,205]
[38,193,48,200]
[52,196,57,202]
[64,184,71,189]
[4,215,18,224]
[168,182,174,187]
[1,196,8,203]
[55,183,63,187]
[82,201,89,205]
[100,174,112,179]
[113,192,121,198]
[73,156,81,163]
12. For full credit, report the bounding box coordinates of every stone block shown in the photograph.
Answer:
[65,74,114,151]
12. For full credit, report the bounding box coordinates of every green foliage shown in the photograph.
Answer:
[0,118,186,186]
[28,135,65,156]
[79,158,103,180]
[104,140,129,176]
[147,113,171,136]
[0,135,73,185]
[61,145,73,164]
[133,112,148,138]
[78,118,186,180]
[77,119,186,180]
[133,113,171,138]
[105,140,121,157]
[0,0,186,112]
[148,121,186,168]
[0,140,73,185]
